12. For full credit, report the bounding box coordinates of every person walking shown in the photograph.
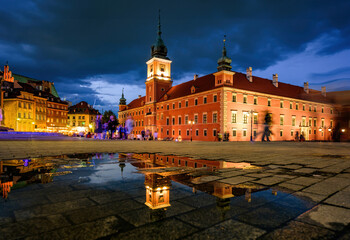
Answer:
[107,115,117,139]
[95,115,103,139]
[262,112,272,142]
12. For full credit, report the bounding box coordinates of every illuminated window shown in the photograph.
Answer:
[232,94,237,102]
[194,114,198,124]
[253,113,258,124]
[314,106,317,112]
[243,129,247,137]
[280,115,284,125]
[309,118,312,127]
[243,112,248,124]
[231,111,237,123]
[280,101,284,108]
[213,113,217,123]
[292,116,296,126]
[290,102,293,109]
[18,112,21,118]
[321,118,324,127]
[296,103,299,110]
[303,104,305,111]
[314,118,317,127]
[291,130,294,136]
[232,129,237,137]
[309,105,312,111]
[253,129,257,137]
[302,117,306,126]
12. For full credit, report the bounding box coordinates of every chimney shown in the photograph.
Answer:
[194,74,198,80]
[304,82,309,94]
[272,74,278,87]
[138,95,141,98]
[246,67,253,82]
[321,86,326,97]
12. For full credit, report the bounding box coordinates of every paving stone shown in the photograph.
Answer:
[294,191,328,203]
[297,204,350,231]
[112,218,198,240]
[252,176,287,186]
[0,214,70,240]
[119,201,195,227]
[14,198,96,221]
[89,191,131,204]
[218,170,245,178]
[302,177,350,196]
[177,193,216,208]
[245,173,272,178]
[324,191,350,208]
[278,182,305,191]
[46,188,110,203]
[260,221,336,240]
[218,176,256,185]
[192,175,223,184]
[183,219,266,240]
[286,177,322,186]
[294,168,317,174]
[57,216,130,240]
[176,204,247,228]
[283,165,303,170]
[65,199,143,224]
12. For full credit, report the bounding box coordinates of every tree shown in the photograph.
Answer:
[102,110,118,125]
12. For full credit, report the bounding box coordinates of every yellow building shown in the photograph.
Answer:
[67,101,100,134]
[1,64,68,132]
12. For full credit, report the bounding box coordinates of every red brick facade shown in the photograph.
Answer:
[118,25,338,141]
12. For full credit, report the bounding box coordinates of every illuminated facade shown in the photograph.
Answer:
[1,64,68,132]
[119,20,338,141]
[67,101,100,134]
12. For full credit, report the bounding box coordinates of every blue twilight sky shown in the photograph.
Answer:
[0,0,350,113]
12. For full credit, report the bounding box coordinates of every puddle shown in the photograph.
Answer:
[0,153,316,239]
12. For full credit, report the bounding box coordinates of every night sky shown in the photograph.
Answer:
[1,0,350,112]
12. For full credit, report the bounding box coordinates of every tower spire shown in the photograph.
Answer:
[150,10,169,59]
[217,35,232,71]
[158,9,161,37]
[119,88,126,106]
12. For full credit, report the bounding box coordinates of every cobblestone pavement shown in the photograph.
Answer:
[0,140,349,239]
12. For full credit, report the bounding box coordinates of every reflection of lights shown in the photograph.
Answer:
[341,129,346,133]
[156,187,161,191]
[146,186,149,189]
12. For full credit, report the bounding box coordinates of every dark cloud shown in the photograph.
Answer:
[1,0,350,102]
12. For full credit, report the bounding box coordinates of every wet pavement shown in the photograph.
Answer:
[1,153,349,239]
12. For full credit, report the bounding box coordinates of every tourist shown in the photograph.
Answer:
[154,131,158,140]
[107,115,117,139]
[262,112,272,142]
[125,116,134,139]
[141,129,145,140]
[295,131,299,142]
[95,115,103,139]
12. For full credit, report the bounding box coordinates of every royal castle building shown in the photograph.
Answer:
[118,18,338,141]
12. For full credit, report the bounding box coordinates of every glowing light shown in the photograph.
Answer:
[156,187,161,191]
[162,187,167,190]
[341,129,346,132]
[17,118,20,121]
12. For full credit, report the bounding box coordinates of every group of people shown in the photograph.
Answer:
[92,115,134,140]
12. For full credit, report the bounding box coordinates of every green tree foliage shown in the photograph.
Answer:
[102,110,118,125]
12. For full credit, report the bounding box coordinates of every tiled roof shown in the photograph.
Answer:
[157,71,331,104]
[69,101,100,115]
[122,70,332,111]
[121,96,146,111]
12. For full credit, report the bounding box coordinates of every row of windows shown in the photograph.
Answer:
[282,115,332,128]
[48,103,67,110]
[47,118,67,123]
[18,102,32,109]
[232,94,333,114]
[165,113,218,125]
[36,114,46,121]
[68,115,94,120]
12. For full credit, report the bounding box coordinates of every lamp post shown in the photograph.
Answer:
[188,120,194,142]
[247,110,255,142]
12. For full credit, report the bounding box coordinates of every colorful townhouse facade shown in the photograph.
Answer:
[119,21,339,141]
[67,101,100,134]
[0,64,68,132]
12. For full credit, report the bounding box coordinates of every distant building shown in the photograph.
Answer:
[67,101,100,134]
[0,64,69,132]
[118,17,338,141]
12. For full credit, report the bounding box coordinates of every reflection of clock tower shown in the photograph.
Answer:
[145,11,172,132]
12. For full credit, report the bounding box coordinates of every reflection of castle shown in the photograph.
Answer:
[121,153,269,215]
[144,173,171,210]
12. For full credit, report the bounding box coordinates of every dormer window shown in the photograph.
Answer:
[191,86,196,93]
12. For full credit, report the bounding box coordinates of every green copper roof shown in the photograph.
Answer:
[13,73,60,98]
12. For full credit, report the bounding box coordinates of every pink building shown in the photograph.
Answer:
[118,19,338,141]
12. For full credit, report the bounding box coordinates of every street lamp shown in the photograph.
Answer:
[247,110,255,142]
[188,120,194,142]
